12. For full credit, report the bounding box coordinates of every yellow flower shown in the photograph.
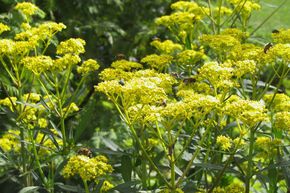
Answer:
[54,54,81,71]
[62,155,113,181]
[197,62,235,91]
[232,60,257,78]
[272,28,290,43]
[216,135,232,151]
[101,180,114,192]
[77,59,100,75]
[221,28,249,41]
[23,93,41,102]
[263,93,290,112]
[227,0,261,19]
[0,130,20,152]
[141,54,173,71]
[15,22,66,43]
[200,34,240,53]
[56,38,86,55]
[111,59,143,71]
[177,49,207,66]
[223,95,268,126]
[14,2,41,17]
[151,39,183,55]
[155,12,197,31]
[38,118,48,128]
[0,23,10,34]
[0,97,17,111]
[21,56,53,75]
[274,111,290,131]
[0,39,15,55]
[63,103,79,115]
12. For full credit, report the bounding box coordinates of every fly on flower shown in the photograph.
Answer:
[263,43,273,54]
[77,147,93,158]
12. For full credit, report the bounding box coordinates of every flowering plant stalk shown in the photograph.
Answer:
[0,3,112,193]
[97,0,290,192]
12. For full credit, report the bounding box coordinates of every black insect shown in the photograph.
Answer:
[183,77,196,84]
[119,79,125,86]
[264,43,273,54]
[77,147,93,158]
[272,29,280,34]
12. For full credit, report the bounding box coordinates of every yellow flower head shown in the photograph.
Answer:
[217,135,232,151]
[155,12,197,31]
[141,54,173,71]
[62,155,113,181]
[272,29,290,43]
[221,28,249,41]
[227,0,261,19]
[77,59,100,75]
[264,93,290,112]
[111,59,143,71]
[274,111,290,131]
[54,54,81,71]
[0,130,20,152]
[57,38,86,55]
[21,56,53,75]
[0,23,10,35]
[23,93,41,102]
[177,49,207,66]
[200,34,240,53]
[197,62,235,91]
[151,39,183,55]
[15,2,41,17]
[0,97,17,111]
[0,39,15,55]
[223,95,268,126]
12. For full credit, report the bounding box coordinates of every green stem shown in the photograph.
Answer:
[176,126,211,187]
[83,179,90,193]
[29,130,48,187]
[245,127,255,193]
[113,102,170,187]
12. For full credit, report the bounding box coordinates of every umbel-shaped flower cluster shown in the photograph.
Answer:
[0,2,109,193]
[97,0,290,192]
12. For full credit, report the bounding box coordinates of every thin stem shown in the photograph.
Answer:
[113,102,170,187]
[250,0,288,36]
[83,179,90,193]
[176,126,211,187]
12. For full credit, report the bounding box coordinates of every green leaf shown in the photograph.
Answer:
[55,183,81,192]
[18,186,39,193]
[120,155,132,182]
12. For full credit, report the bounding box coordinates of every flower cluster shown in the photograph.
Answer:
[14,2,41,18]
[62,155,113,181]
[227,0,261,19]
[151,40,183,55]
[223,95,268,126]
[272,29,290,43]
[77,59,100,75]
[0,23,10,35]
[216,135,232,151]
[255,136,282,160]
[141,54,173,71]
[56,38,86,55]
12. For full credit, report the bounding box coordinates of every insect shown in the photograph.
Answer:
[183,77,196,84]
[115,53,125,60]
[119,79,125,86]
[77,147,93,158]
[263,43,273,54]
[272,29,280,34]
